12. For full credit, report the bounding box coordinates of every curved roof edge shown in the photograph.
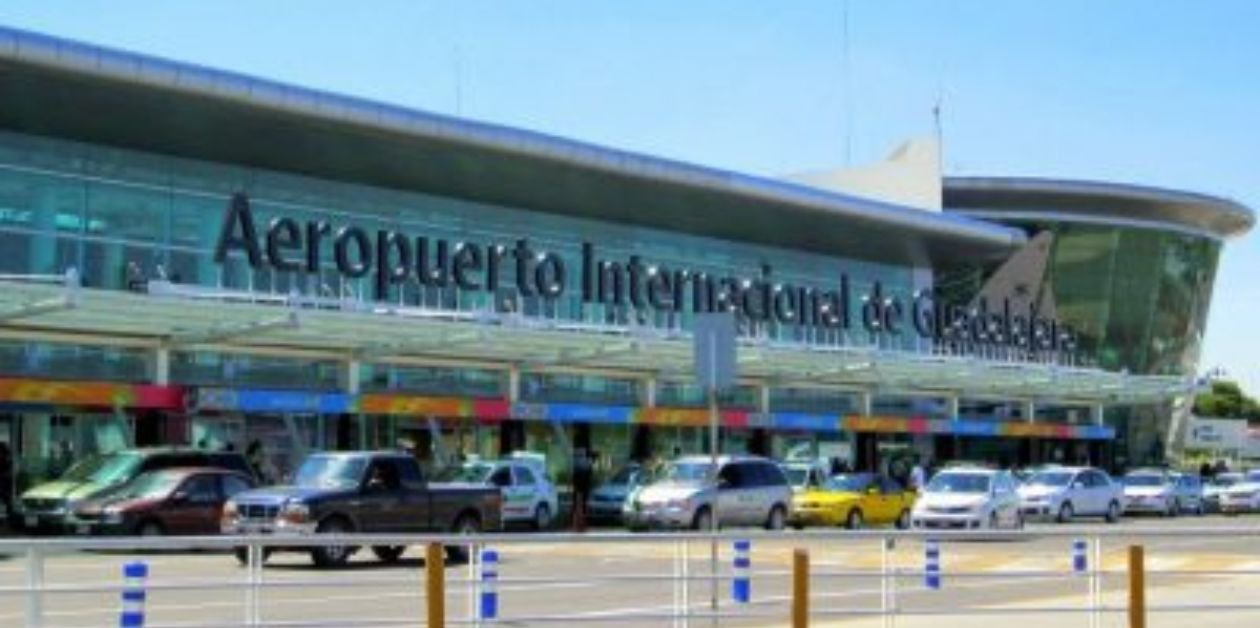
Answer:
[0,26,1024,265]
[944,177,1254,240]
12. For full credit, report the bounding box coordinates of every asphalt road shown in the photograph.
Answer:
[2,515,1260,627]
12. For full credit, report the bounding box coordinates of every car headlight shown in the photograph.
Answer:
[279,502,311,525]
[664,498,691,511]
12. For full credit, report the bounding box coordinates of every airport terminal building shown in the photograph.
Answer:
[0,27,1251,489]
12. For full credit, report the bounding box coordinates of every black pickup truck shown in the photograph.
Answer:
[222,451,502,567]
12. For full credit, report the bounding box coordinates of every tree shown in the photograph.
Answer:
[1193,380,1260,420]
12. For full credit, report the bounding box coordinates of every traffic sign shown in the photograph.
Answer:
[693,312,737,392]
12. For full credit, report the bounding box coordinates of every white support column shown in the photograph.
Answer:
[945,396,960,420]
[153,346,171,386]
[1091,404,1105,426]
[1023,400,1036,423]
[342,359,362,394]
[508,365,521,403]
[759,384,771,415]
[643,377,658,408]
[858,390,873,417]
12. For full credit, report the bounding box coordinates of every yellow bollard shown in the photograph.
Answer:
[1129,545,1145,628]
[427,543,445,628]
[793,548,810,628]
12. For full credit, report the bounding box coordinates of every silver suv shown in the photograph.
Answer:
[623,455,793,530]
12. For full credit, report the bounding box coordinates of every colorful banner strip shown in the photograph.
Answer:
[0,377,184,410]
[839,415,1114,440]
[192,388,353,414]
[189,386,1116,441]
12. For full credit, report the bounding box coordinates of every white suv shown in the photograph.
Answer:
[911,467,1023,530]
[1017,466,1123,523]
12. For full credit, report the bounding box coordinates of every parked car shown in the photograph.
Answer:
[1016,466,1123,523]
[1122,470,1204,516]
[623,455,792,531]
[18,448,254,533]
[780,460,829,493]
[442,458,559,529]
[70,467,256,536]
[910,467,1022,529]
[586,463,652,525]
[1204,472,1244,512]
[1218,470,1260,514]
[223,451,502,567]
[790,473,916,529]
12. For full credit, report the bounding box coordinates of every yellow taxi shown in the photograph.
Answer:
[790,473,917,529]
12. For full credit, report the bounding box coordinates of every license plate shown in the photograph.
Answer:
[76,524,90,536]
[24,515,37,528]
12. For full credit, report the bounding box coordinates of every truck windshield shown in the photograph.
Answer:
[294,456,368,489]
[62,452,141,485]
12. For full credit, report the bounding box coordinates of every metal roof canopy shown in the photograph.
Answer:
[0,278,1194,407]
[0,26,1023,267]
[945,177,1254,240]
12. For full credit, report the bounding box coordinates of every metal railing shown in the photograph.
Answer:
[2,527,1260,627]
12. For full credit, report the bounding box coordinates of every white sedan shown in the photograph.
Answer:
[1219,471,1260,515]
[1017,466,1123,523]
[911,468,1023,530]
[446,460,560,529]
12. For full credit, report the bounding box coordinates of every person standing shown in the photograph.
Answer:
[571,447,593,532]
[909,456,927,491]
[0,442,13,529]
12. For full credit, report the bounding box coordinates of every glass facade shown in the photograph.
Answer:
[945,222,1220,377]
[0,129,916,345]
[941,218,1224,467]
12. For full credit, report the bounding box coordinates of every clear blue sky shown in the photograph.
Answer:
[3,1,1258,391]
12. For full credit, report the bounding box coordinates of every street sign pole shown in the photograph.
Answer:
[693,312,736,627]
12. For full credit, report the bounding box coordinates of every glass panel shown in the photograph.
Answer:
[85,181,168,243]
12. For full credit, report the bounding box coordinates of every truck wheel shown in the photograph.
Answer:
[310,517,356,568]
[445,514,481,564]
[372,546,406,564]
[234,547,273,567]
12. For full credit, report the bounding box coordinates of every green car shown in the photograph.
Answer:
[18,448,254,533]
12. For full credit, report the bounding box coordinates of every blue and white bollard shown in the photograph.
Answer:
[119,561,148,627]
[924,540,941,590]
[732,539,751,604]
[1072,539,1088,575]
[480,548,498,621]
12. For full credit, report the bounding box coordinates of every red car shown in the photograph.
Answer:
[71,467,256,536]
